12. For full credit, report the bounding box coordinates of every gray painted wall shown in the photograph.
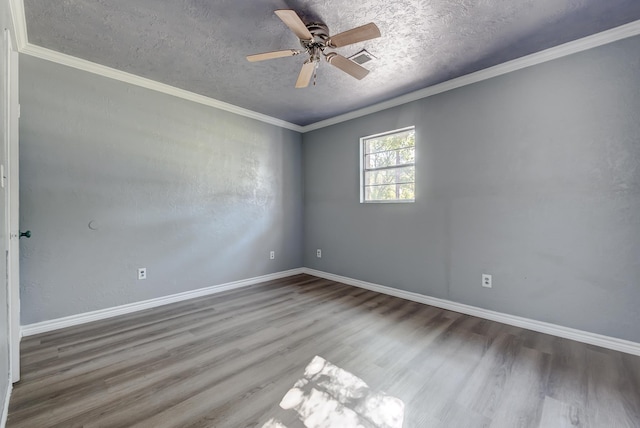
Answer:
[19,55,303,324]
[303,35,640,342]
[0,0,13,414]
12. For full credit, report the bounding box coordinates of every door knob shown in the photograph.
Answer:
[19,230,31,238]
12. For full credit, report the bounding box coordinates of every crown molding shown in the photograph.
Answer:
[19,43,304,132]
[8,0,27,49]
[300,19,640,132]
[8,0,640,134]
[11,0,302,131]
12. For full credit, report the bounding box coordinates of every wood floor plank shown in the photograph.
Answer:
[487,346,550,427]
[585,348,637,427]
[455,332,522,418]
[8,274,640,427]
[538,396,585,428]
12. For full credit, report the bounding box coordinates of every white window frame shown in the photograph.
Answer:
[360,126,415,203]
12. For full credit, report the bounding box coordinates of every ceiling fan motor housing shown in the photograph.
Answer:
[301,23,330,50]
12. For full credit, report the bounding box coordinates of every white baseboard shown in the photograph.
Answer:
[21,268,305,337]
[20,267,640,356]
[302,268,640,357]
[0,382,11,428]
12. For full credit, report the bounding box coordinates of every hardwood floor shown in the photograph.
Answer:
[8,274,640,427]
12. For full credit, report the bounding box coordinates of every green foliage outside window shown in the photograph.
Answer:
[362,128,415,202]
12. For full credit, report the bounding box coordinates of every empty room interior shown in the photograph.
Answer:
[1,0,640,427]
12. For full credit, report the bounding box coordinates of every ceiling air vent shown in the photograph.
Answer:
[348,49,376,65]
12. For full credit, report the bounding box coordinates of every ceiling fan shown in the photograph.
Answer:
[247,10,381,88]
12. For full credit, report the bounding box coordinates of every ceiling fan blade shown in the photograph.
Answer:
[295,61,316,88]
[246,49,300,62]
[329,23,381,48]
[326,53,369,80]
[275,10,313,41]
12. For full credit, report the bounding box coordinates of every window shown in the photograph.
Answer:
[360,126,415,203]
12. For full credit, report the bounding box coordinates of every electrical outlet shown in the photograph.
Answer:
[138,268,147,280]
[482,274,492,288]
[316,249,322,258]
[270,251,275,260]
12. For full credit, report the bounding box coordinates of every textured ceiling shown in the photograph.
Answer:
[23,0,640,126]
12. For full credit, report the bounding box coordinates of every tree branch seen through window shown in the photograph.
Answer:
[361,127,415,203]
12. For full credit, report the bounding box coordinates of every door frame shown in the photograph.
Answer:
[5,28,20,383]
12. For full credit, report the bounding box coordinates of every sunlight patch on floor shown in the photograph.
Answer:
[263,355,404,428]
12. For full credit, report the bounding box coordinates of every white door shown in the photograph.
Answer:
[5,28,20,383]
